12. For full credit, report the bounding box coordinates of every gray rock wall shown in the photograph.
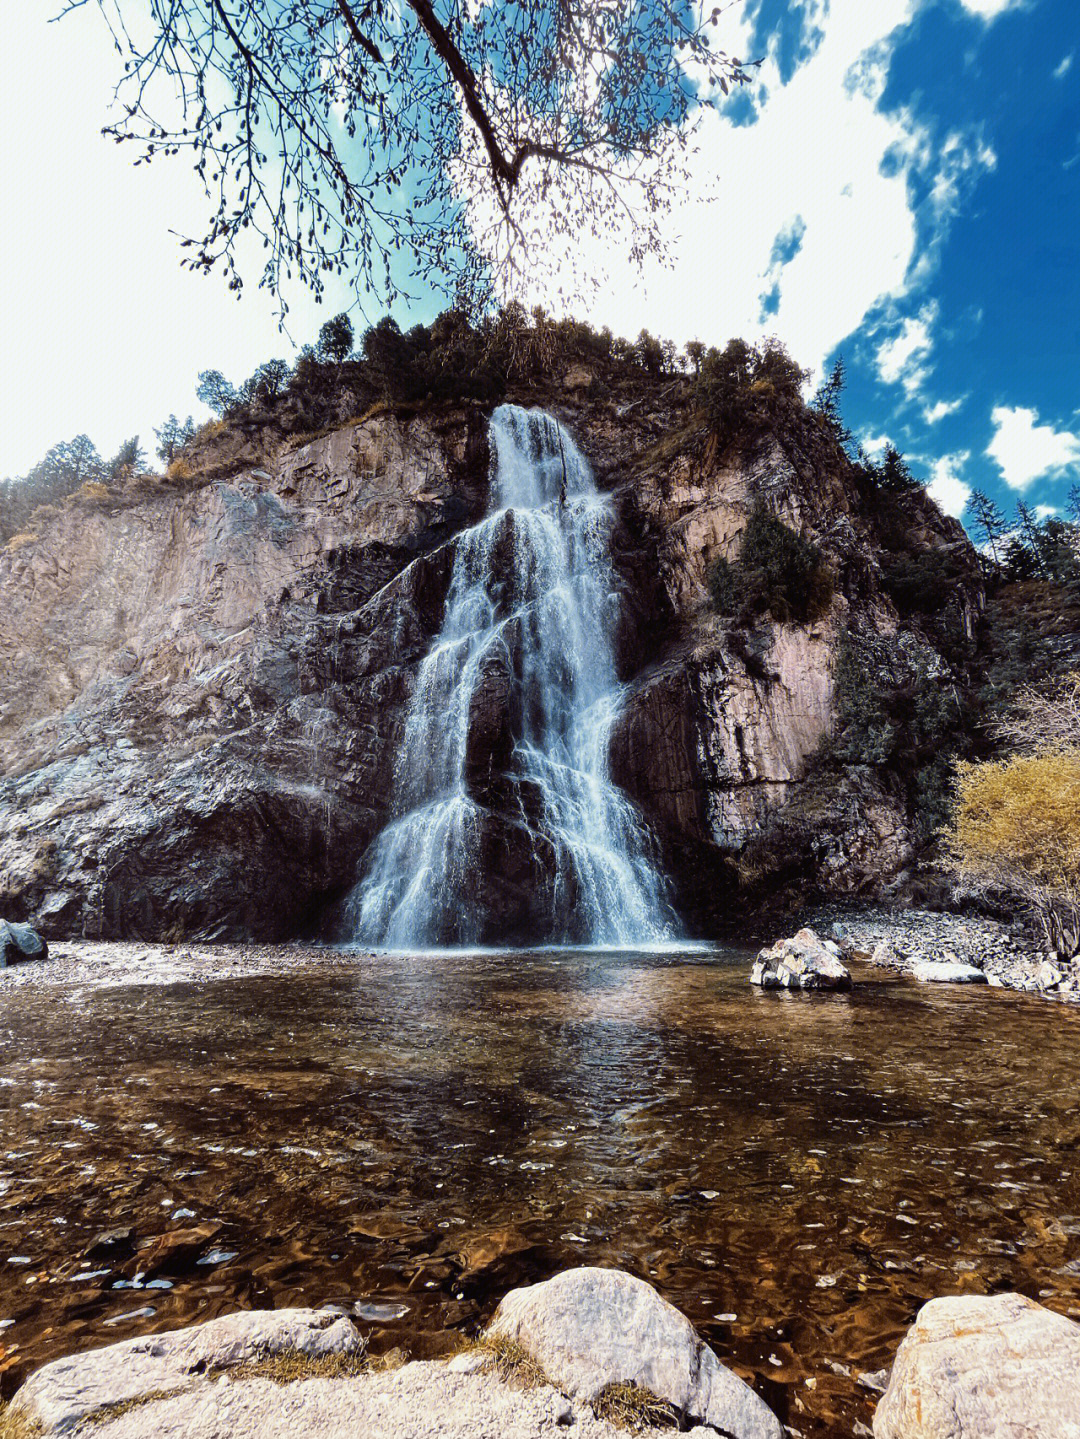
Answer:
[0,396,978,941]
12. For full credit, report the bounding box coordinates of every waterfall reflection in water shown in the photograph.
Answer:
[1,945,1079,1438]
[342,405,676,948]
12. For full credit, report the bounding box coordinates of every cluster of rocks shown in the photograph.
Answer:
[7,1269,1080,1438]
[8,1270,781,1439]
[809,905,1080,1001]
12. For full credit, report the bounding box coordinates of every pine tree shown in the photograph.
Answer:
[108,436,145,478]
[153,416,195,465]
[811,356,852,448]
[1016,499,1046,575]
[196,370,238,417]
[316,312,354,363]
[965,489,1007,564]
[877,445,918,493]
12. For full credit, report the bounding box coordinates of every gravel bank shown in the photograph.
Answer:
[808,904,1080,1001]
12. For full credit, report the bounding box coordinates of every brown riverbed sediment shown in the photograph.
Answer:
[1,942,1078,1436]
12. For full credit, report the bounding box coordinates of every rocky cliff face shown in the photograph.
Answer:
[0,376,980,941]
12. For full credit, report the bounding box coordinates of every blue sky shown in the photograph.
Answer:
[2,0,1078,533]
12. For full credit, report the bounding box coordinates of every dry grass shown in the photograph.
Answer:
[630,417,704,473]
[74,481,111,502]
[26,504,61,528]
[0,1401,42,1439]
[166,457,194,482]
[228,1348,372,1385]
[4,532,38,552]
[592,1382,680,1432]
[471,1333,548,1390]
[87,1387,184,1426]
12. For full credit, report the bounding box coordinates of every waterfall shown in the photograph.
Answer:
[342,404,677,949]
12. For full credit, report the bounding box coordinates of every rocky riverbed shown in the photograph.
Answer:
[808,905,1080,1000]
[6,1274,1080,1439]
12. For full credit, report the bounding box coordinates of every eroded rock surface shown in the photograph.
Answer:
[10,1308,362,1434]
[0,388,982,942]
[487,1266,783,1439]
[873,1292,1080,1438]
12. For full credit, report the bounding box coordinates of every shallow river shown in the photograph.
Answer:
[1,944,1079,1435]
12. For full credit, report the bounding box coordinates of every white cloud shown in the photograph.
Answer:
[1054,53,1075,80]
[927,451,971,518]
[861,433,892,459]
[465,0,994,383]
[875,302,938,399]
[957,0,1025,20]
[924,396,965,423]
[1035,505,1060,520]
[986,406,1080,490]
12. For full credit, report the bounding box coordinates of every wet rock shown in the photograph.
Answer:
[0,919,48,966]
[486,1266,783,1439]
[873,1292,1080,1437]
[910,960,987,985]
[9,1307,361,1434]
[84,1227,135,1261]
[750,928,852,991]
[120,1223,223,1279]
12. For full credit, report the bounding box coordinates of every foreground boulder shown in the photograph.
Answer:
[10,1308,361,1433]
[910,960,987,985]
[874,1292,1080,1437]
[0,918,47,966]
[7,1275,782,1438]
[750,927,852,990]
[487,1266,783,1439]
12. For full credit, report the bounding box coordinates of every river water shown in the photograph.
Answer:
[1,944,1079,1435]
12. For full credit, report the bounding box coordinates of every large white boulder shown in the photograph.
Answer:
[750,927,852,990]
[874,1292,1080,1437]
[910,960,987,985]
[486,1267,782,1439]
[10,1308,361,1434]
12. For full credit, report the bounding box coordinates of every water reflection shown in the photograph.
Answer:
[0,946,1078,1436]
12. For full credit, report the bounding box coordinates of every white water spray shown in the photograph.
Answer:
[343,405,677,948]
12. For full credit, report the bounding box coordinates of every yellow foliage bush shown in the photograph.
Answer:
[945,750,1080,953]
[167,456,194,482]
[193,418,225,443]
[74,480,110,502]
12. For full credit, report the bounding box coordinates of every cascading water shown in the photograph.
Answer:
[342,404,678,948]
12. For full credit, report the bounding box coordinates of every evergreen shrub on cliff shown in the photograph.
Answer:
[831,630,973,828]
[695,338,808,449]
[709,505,834,625]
